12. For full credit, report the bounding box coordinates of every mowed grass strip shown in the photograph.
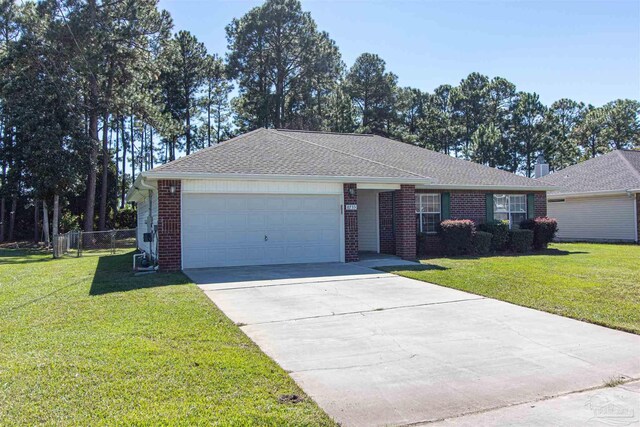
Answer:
[382,243,640,334]
[0,250,335,426]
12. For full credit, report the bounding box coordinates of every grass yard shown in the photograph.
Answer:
[382,243,640,334]
[0,250,334,426]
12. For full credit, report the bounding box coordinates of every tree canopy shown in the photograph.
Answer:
[0,0,638,242]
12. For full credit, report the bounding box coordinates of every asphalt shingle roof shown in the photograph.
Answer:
[149,128,548,188]
[539,150,640,195]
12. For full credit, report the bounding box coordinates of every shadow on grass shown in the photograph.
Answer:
[90,252,190,296]
[0,248,54,265]
[379,264,449,273]
[419,248,589,261]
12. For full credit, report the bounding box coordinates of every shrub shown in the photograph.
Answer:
[115,206,137,229]
[472,231,492,255]
[509,229,533,253]
[416,232,429,256]
[478,220,510,251]
[439,219,475,256]
[520,217,559,250]
[59,211,81,233]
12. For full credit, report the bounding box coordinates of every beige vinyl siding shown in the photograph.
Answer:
[548,194,636,242]
[357,190,379,252]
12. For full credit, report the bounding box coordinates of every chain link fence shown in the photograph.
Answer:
[53,229,137,258]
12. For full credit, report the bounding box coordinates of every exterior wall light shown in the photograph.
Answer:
[169,185,176,194]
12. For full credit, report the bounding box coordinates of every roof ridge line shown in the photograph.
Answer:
[150,128,265,172]
[268,129,431,180]
[616,150,640,184]
[276,129,374,137]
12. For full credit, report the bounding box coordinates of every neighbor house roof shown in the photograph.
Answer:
[539,150,640,197]
[142,128,551,189]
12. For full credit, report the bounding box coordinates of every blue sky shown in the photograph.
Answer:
[159,0,639,107]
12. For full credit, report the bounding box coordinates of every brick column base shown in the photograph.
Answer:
[395,185,416,260]
[344,183,358,262]
[157,180,182,271]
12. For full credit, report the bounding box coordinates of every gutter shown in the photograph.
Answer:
[548,189,640,199]
[419,183,556,192]
[140,171,434,186]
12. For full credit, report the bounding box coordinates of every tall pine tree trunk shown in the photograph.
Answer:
[0,197,5,242]
[34,198,40,243]
[8,195,16,242]
[42,200,50,247]
[52,194,59,237]
[130,115,135,182]
[186,99,191,155]
[149,127,154,168]
[83,0,99,233]
[99,111,110,230]
[120,116,126,209]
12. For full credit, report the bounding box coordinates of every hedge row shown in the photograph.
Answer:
[433,217,558,256]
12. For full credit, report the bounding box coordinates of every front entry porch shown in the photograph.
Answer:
[343,183,416,263]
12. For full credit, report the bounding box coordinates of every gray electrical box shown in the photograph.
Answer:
[143,233,153,242]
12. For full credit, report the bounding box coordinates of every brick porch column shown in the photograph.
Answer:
[395,184,416,260]
[343,183,358,262]
[379,191,396,255]
[157,179,182,272]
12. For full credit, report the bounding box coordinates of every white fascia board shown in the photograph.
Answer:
[141,170,433,185]
[417,183,556,192]
[547,189,635,199]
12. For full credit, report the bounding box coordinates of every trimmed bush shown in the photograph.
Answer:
[114,206,137,229]
[478,220,510,251]
[472,231,492,255]
[439,219,475,256]
[509,229,534,253]
[520,217,559,250]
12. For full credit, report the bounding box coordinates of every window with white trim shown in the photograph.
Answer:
[494,194,527,229]
[415,194,441,233]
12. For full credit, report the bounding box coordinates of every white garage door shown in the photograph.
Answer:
[182,194,342,268]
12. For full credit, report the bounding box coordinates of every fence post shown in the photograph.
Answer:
[77,231,82,258]
[110,230,115,254]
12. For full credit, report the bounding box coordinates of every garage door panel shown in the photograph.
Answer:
[182,194,341,268]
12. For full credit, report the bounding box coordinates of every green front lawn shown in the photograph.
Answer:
[382,243,640,334]
[0,250,334,426]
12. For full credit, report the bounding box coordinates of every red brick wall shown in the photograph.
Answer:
[535,192,547,218]
[450,192,486,224]
[378,191,395,255]
[157,180,182,272]
[415,189,547,223]
[395,185,416,260]
[343,183,359,262]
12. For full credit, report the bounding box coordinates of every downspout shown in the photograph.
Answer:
[628,190,639,243]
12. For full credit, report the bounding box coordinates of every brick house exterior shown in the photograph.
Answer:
[129,129,555,271]
[343,183,359,262]
[157,180,182,272]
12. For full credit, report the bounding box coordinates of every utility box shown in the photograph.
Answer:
[143,232,153,242]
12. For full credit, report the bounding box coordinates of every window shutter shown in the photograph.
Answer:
[441,192,451,220]
[485,193,494,222]
[527,193,535,219]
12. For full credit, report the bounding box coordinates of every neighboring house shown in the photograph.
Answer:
[127,128,552,271]
[539,150,640,243]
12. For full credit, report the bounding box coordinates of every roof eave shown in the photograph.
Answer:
[141,170,434,185]
[419,183,555,192]
[547,188,640,199]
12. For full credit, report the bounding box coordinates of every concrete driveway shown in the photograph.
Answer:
[185,263,640,427]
